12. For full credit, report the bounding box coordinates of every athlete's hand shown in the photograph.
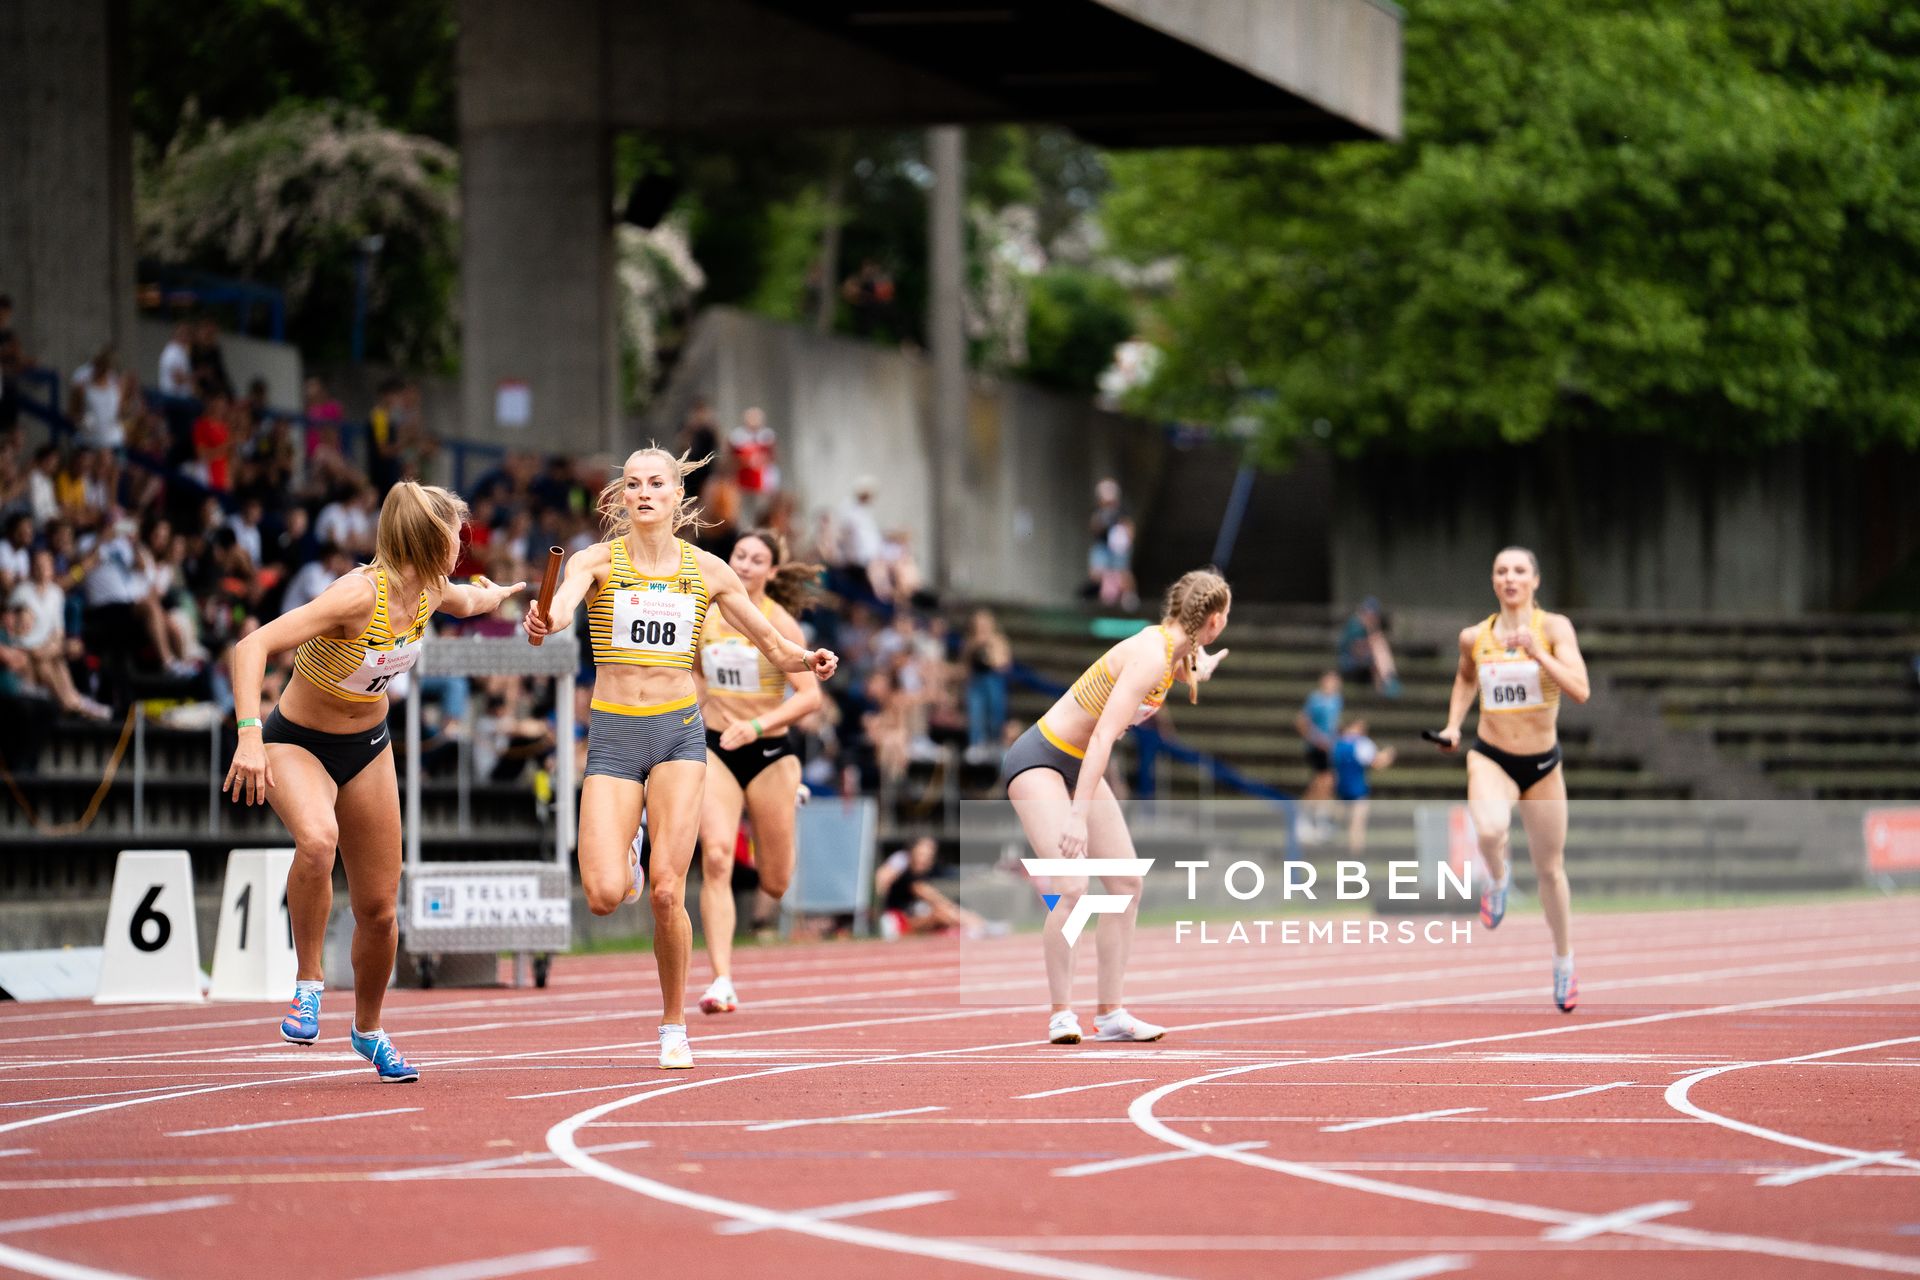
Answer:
[1430,726,1461,754]
[1058,812,1089,859]
[1192,645,1230,682]
[523,601,569,640]
[718,721,760,751]
[473,575,526,612]
[1504,627,1540,658]
[806,648,839,680]
[224,735,275,806]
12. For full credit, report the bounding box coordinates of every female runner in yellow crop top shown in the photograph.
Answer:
[523,446,838,1070]
[1000,568,1231,1046]
[225,482,525,1081]
[1432,546,1591,1013]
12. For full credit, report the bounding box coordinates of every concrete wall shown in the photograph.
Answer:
[1332,437,1920,613]
[0,0,135,378]
[647,309,1185,604]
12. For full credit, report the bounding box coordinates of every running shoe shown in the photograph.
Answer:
[624,834,645,905]
[659,1025,694,1070]
[1480,865,1511,930]
[1093,1008,1166,1043]
[699,976,739,1015]
[1553,963,1579,1014]
[280,987,320,1045]
[349,1026,420,1083]
[1048,1011,1084,1045]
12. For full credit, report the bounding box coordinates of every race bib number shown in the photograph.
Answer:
[612,588,697,656]
[339,637,421,696]
[1479,659,1545,711]
[701,642,761,694]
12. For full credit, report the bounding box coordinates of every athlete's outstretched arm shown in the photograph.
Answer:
[1435,628,1479,752]
[697,551,837,680]
[439,575,527,619]
[715,607,823,752]
[225,574,377,804]
[1060,641,1164,857]
[523,545,608,640]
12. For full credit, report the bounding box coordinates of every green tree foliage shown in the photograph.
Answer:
[1025,269,1134,393]
[138,107,460,369]
[130,0,458,148]
[1103,0,1920,456]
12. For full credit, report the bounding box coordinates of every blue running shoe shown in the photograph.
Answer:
[1554,964,1579,1014]
[280,987,320,1045]
[1480,866,1511,930]
[349,1026,420,1083]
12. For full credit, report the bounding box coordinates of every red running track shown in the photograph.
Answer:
[0,897,1916,1280]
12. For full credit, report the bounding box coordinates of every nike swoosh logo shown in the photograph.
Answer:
[762,747,781,757]
[1536,760,1553,770]
[372,732,388,746]
[682,713,698,725]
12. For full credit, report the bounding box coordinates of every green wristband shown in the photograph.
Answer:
[751,719,764,739]
[236,717,262,731]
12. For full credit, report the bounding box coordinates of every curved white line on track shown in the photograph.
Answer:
[0,1241,145,1280]
[545,1047,1183,1280]
[1125,980,1920,1276]
[1663,1036,1920,1175]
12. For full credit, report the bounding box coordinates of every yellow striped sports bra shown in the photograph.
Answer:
[699,595,785,707]
[1068,624,1176,726]
[1473,608,1560,714]
[292,568,430,704]
[586,536,710,671]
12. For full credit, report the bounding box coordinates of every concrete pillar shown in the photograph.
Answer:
[458,0,617,459]
[0,0,135,378]
[926,126,968,592]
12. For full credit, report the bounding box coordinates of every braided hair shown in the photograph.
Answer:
[1162,567,1232,704]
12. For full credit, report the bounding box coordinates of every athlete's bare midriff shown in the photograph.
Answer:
[278,668,392,735]
[589,662,700,709]
[1471,687,1559,755]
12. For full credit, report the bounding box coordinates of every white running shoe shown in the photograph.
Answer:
[1093,1008,1166,1042]
[658,1024,694,1070]
[699,977,739,1015]
[624,835,645,905]
[1048,1011,1084,1045]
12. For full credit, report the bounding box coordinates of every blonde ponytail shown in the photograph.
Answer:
[371,481,467,593]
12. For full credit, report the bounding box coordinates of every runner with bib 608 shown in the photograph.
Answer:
[1429,546,1591,1013]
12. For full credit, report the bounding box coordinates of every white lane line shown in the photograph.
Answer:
[1322,1108,1483,1134]
[1759,1152,1908,1188]
[0,1242,145,1280]
[1017,1079,1151,1100]
[352,1247,595,1280]
[1127,978,1920,1278]
[1,1084,221,1108]
[0,1195,230,1236]
[167,1106,420,1137]
[1054,1141,1268,1179]
[372,1141,654,1182]
[744,1105,945,1133]
[1528,1082,1636,1102]
[1320,1256,1473,1280]
[1543,1200,1691,1242]
[715,1190,956,1236]
[0,1149,32,1159]
[1665,1035,1920,1178]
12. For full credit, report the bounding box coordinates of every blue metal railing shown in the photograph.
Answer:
[143,271,287,342]
[1007,662,1300,858]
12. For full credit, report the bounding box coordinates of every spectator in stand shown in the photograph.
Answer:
[79,514,149,696]
[875,836,987,938]
[695,455,741,559]
[394,380,438,483]
[267,505,318,581]
[281,541,351,615]
[1295,670,1344,845]
[962,608,1012,760]
[1086,477,1138,610]
[1331,718,1395,853]
[158,321,195,397]
[303,376,344,427]
[869,528,928,612]
[317,483,377,557]
[69,346,136,453]
[367,377,405,492]
[190,318,232,399]
[842,259,898,340]
[0,512,32,593]
[56,449,108,531]
[27,445,59,524]
[191,392,234,492]
[834,476,883,604]
[226,496,265,569]
[677,399,720,498]
[1337,596,1401,697]
[728,406,779,524]
[9,548,109,719]
[136,516,198,675]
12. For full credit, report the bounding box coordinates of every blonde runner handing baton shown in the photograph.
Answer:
[522,446,837,1069]
[1429,546,1591,1012]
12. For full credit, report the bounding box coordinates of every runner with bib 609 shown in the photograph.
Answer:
[1429,546,1591,1013]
